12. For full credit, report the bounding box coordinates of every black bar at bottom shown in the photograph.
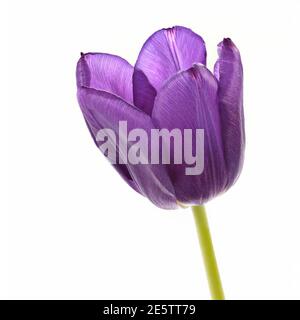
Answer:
[1,300,299,319]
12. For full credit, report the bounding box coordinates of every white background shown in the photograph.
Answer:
[3,0,300,299]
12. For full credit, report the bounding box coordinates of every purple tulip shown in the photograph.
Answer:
[76,26,245,209]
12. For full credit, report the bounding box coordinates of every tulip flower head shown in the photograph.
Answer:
[76,26,244,210]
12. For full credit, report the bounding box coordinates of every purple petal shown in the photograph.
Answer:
[133,26,206,114]
[77,87,177,209]
[214,39,245,187]
[152,64,227,205]
[83,118,139,192]
[77,53,133,104]
[132,69,156,115]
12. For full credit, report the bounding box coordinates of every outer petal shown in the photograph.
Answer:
[152,64,227,205]
[76,54,136,192]
[77,87,177,209]
[214,39,245,187]
[77,53,134,104]
[133,26,206,114]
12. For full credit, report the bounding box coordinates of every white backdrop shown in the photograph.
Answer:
[3,0,300,299]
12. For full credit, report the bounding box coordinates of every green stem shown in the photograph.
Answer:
[192,205,225,300]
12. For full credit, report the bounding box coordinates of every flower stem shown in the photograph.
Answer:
[192,205,225,300]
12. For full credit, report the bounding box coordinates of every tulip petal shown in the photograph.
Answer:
[77,53,134,104]
[77,87,177,209]
[133,26,206,114]
[214,39,245,187]
[152,64,227,205]
[132,69,156,115]
[83,117,139,192]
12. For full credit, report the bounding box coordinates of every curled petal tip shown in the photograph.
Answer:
[218,38,239,54]
[80,52,84,57]
[223,37,232,44]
